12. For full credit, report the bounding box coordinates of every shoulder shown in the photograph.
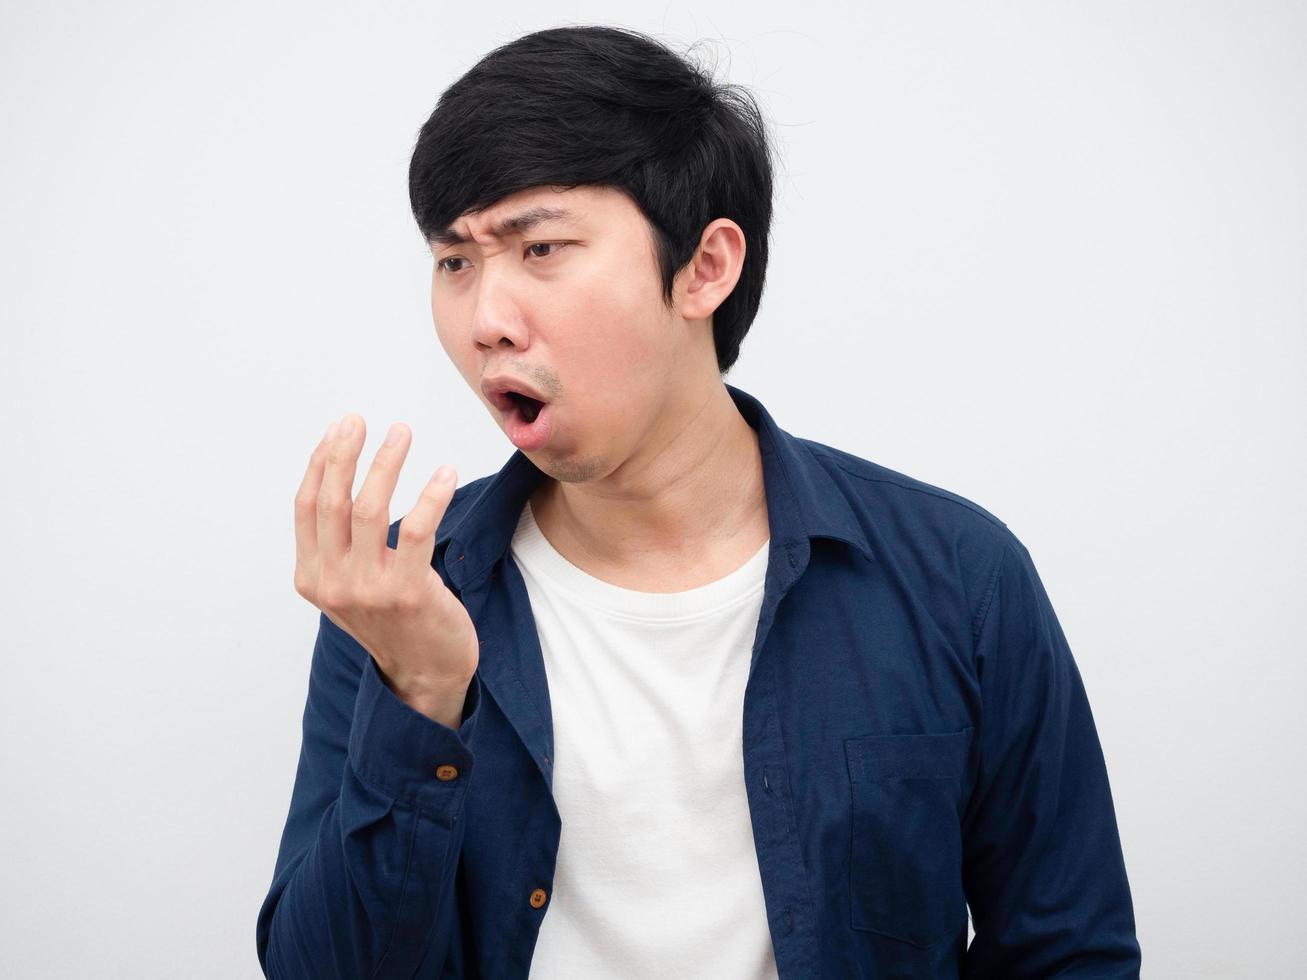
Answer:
[803,438,1009,529]
[796,436,1021,617]
[801,437,1014,539]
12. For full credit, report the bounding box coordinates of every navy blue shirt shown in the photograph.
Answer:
[257,383,1141,978]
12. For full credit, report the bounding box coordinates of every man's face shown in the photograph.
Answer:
[429,184,695,484]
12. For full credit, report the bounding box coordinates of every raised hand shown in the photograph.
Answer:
[293,413,477,726]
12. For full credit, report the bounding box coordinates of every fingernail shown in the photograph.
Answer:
[339,416,355,438]
[384,423,403,447]
[434,464,454,484]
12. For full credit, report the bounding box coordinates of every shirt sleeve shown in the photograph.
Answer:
[255,610,482,979]
[961,539,1142,978]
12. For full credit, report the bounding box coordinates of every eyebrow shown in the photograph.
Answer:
[431,206,578,248]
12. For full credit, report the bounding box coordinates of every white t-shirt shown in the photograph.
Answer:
[511,499,779,980]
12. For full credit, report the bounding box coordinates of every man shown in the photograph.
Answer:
[257,24,1141,980]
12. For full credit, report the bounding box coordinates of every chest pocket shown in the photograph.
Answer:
[844,726,973,948]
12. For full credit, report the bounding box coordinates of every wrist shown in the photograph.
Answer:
[379,666,473,728]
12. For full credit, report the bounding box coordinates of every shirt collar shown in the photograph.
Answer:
[439,382,874,589]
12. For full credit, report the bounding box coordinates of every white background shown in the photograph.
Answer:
[2,2,1303,977]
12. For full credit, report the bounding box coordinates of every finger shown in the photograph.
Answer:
[317,412,365,563]
[351,421,412,566]
[394,464,459,581]
[293,421,337,572]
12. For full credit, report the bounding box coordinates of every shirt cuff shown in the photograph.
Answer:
[347,653,482,812]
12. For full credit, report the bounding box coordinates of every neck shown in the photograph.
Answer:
[530,382,767,573]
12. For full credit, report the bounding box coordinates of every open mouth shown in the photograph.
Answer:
[482,376,553,451]
[496,389,552,451]
[506,390,543,424]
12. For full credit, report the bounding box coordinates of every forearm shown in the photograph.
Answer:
[257,616,482,978]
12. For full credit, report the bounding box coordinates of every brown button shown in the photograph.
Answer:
[529,888,548,909]
[435,765,459,781]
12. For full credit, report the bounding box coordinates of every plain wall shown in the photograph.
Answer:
[1,1,1303,976]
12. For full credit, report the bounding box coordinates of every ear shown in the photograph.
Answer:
[674,218,746,321]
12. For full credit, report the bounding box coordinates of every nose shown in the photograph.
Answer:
[470,266,529,353]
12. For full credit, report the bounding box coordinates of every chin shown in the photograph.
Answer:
[534,450,606,484]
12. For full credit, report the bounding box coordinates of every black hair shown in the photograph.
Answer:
[407,24,778,375]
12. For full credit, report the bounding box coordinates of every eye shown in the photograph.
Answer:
[525,242,569,260]
[436,242,569,276]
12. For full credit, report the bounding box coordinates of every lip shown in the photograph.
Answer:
[505,400,552,452]
[480,374,551,413]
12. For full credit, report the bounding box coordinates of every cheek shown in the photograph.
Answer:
[558,297,663,403]
[430,291,463,350]
[430,313,478,388]
[565,271,666,358]
[431,315,456,359]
